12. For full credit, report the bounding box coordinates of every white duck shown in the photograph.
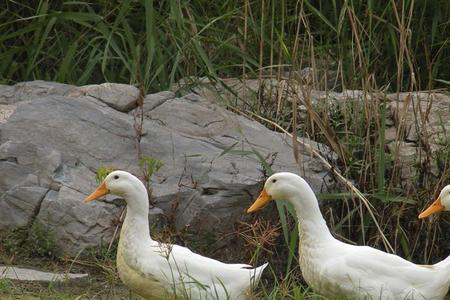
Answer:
[85,170,267,300]
[247,172,450,299]
[418,185,450,219]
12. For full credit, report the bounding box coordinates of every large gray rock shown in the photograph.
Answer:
[0,81,331,256]
[385,92,450,185]
[138,93,329,229]
[70,82,141,112]
[0,80,75,105]
[387,92,450,144]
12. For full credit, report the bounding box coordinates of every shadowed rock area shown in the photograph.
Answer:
[0,81,332,256]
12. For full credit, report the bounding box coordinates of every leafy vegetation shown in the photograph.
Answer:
[1,0,448,92]
[95,166,117,183]
[0,277,140,300]
[26,222,61,259]
[139,155,165,193]
[0,223,60,260]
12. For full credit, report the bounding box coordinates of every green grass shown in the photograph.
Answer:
[0,277,327,300]
[0,1,448,92]
[0,223,60,262]
[0,278,140,300]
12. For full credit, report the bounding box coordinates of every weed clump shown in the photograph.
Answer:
[26,221,61,259]
[0,222,60,261]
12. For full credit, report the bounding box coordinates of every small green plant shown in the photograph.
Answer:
[84,239,118,262]
[95,166,116,183]
[139,156,164,178]
[0,278,14,296]
[139,156,165,196]
[26,221,61,258]
[36,284,78,300]
[0,228,28,258]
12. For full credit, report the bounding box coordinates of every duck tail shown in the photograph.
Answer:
[250,262,268,285]
[433,254,450,270]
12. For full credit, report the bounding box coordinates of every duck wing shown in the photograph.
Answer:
[140,242,266,298]
[321,243,450,299]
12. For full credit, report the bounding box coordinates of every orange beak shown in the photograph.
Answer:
[247,188,272,213]
[84,182,110,203]
[419,197,444,219]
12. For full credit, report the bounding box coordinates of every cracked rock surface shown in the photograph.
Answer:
[0,81,332,256]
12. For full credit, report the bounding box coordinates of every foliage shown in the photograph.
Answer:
[0,0,448,92]
[0,228,28,258]
[0,279,14,298]
[95,166,116,183]
[0,223,60,262]
[26,221,61,259]
[139,156,165,178]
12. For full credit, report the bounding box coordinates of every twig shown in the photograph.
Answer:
[108,208,126,253]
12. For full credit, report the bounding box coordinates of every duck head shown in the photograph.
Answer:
[247,172,308,212]
[84,170,146,203]
[419,185,450,219]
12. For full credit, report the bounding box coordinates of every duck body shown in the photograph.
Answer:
[248,172,450,300]
[298,234,450,299]
[86,171,267,300]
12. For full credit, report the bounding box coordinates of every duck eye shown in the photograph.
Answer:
[114,175,119,180]
[272,179,277,183]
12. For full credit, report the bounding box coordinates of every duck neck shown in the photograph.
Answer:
[287,186,333,243]
[121,186,154,245]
